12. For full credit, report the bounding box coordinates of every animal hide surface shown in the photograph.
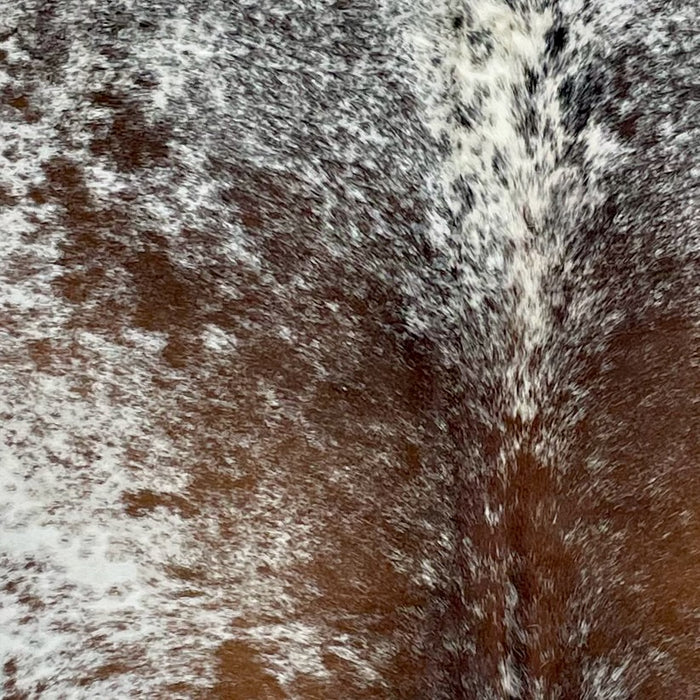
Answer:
[0,0,698,698]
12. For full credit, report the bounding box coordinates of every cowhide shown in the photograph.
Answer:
[0,0,698,698]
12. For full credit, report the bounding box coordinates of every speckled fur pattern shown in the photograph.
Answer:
[0,0,698,698]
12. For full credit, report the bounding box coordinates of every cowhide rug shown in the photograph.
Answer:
[1,0,698,697]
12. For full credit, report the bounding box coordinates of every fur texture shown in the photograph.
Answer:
[0,0,698,697]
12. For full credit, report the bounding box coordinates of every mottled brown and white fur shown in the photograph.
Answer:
[1,0,698,698]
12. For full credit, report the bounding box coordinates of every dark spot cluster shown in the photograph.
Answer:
[3,658,22,699]
[451,175,476,215]
[1,85,41,124]
[491,149,509,187]
[617,111,641,139]
[88,89,171,172]
[455,103,478,131]
[467,29,495,64]
[524,67,539,96]
[545,25,568,61]
[558,70,605,136]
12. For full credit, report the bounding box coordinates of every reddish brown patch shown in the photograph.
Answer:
[165,564,207,583]
[77,661,132,687]
[41,156,128,322]
[215,163,322,284]
[16,593,44,613]
[42,156,98,228]
[123,247,198,331]
[0,183,16,207]
[618,111,640,139]
[89,90,171,172]
[1,86,40,123]
[40,154,210,361]
[122,489,197,519]
[566,316,699,691]
[209,640,285,700]
[8,95,28,111]
[503,444,582,692]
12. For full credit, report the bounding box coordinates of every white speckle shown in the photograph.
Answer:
[202,324,237,352]
[484,501,502,526]
[499,657,522,698]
